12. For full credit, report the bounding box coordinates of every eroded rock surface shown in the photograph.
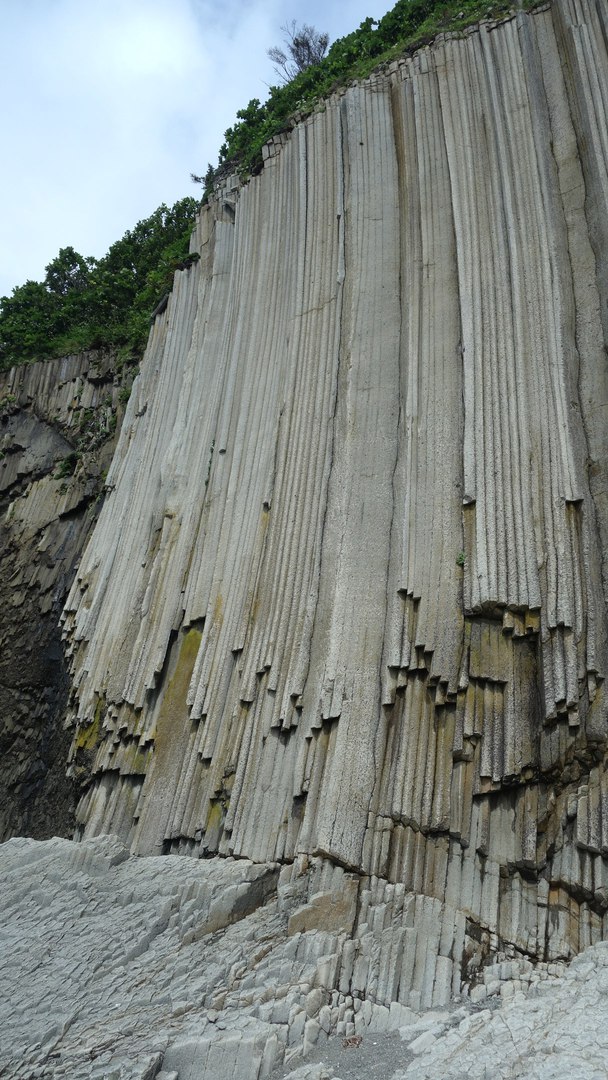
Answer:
[2,835,608,1080]
[0,351,130,839]
[58,0,608,989]
[0,834,385,1079]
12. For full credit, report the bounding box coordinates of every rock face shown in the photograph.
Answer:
[0,351,128,839]
[60,0,608,1005]
[2,833,608,1080]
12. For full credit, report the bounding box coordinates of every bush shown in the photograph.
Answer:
[0,198,199,371]
[210,0,530,182]
[268,22,330,84]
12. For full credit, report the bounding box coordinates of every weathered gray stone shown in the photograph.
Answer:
[54,0,608,992]
[2,834,604,1080]
[3,5,608,1079]
[288,883,359,938]
[281,1066,336,1080]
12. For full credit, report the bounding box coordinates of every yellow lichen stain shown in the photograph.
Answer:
[468,642,481,678]
[205,799,223,832]
[74,696,104,751]
[212,593,223,627]
[129,745,150,775]
[153,628,202,759]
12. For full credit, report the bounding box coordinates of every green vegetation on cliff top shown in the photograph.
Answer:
[211,0,530,186]
[0,199,198,372]
[1,0,530,372]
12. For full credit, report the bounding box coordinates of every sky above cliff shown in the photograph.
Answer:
[0,0,393,299]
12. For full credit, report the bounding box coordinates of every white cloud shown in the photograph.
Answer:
[0,0,392,297]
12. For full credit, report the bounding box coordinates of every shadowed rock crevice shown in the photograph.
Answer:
[0,350,131,839]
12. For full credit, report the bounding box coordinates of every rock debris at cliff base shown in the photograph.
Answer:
[1,834,608,1080]
[59,0,608,992]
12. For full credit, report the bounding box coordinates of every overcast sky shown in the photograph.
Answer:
[0,0,394,298]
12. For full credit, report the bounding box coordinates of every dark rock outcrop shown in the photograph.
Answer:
[0,351,131,839]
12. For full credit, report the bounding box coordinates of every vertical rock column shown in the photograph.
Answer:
[63,0,608,975]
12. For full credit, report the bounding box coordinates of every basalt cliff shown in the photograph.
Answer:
[0,350,129,840]
[2,1,608,1077]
